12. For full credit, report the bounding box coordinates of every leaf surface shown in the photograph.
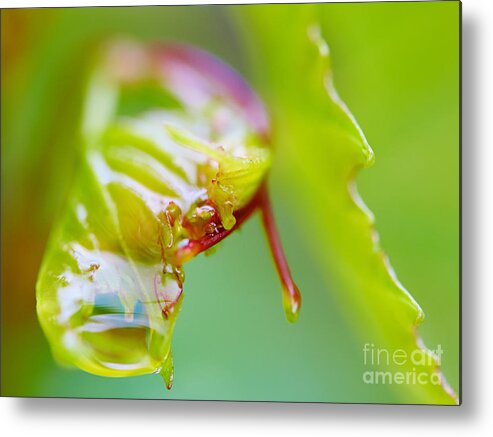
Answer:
[237,4,458,404]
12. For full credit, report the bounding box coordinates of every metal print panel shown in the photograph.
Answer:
[0,1,460,405]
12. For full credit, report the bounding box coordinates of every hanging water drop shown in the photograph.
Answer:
[159,351,174,390]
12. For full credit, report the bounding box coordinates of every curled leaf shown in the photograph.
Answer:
[36,41,282,387]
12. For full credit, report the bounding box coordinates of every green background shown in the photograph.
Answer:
[1,2,459,403]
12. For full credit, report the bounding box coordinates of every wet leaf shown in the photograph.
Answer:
[36,41,271,387]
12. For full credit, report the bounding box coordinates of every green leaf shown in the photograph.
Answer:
[36,41,271,387]
[236,4,458,404]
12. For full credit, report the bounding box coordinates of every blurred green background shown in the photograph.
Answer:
[1,2,459,403]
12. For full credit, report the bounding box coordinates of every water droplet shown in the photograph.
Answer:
[282,283,301,324]
[159,351,174,390]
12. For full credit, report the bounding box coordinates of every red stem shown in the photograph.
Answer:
[173,195,259,265]
[173,184,301,322]
[258,185,301,322]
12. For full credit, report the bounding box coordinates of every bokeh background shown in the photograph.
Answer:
[1,3,459,403]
